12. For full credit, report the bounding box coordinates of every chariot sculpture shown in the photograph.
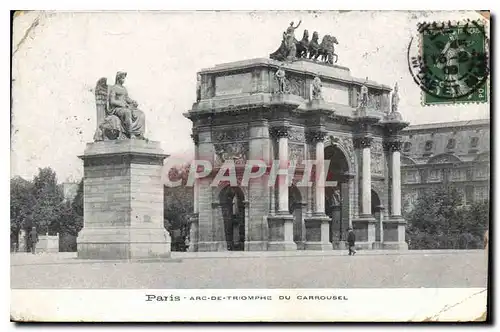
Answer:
[270,22,339,64]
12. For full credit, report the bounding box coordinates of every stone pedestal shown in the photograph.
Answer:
[304,215,331,250]
[352,215,377,249]
[77,139,171,260]
[267,214,297,251]
[382,216,408,250]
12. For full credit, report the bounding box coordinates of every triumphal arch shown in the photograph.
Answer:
[185,26,408,251]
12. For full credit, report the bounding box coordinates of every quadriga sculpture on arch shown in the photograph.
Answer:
[270,24,340,64]
[93,71,146,141]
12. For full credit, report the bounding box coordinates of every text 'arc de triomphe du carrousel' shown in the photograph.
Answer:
[185,22,408,252]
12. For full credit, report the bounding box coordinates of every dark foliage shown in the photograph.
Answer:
[405,186,489,249]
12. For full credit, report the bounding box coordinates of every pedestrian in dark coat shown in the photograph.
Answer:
[347,227,356,256]
[29,227,39,254]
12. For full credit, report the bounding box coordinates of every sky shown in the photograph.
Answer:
[11,10,489,182]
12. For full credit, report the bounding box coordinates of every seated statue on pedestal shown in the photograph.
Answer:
[93,71,146,141]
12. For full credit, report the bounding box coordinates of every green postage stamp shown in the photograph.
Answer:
[408,20,489,106]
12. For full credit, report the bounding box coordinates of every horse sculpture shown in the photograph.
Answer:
[296,30,309,58]
[317,35,339,64]
[308,31,321,60]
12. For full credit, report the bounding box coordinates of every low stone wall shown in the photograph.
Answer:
[15,230,60,253]
[38,233,60,253]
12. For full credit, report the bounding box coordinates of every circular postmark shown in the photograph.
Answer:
[407,19,489,104]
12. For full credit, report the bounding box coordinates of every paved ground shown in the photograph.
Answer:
[10,250,488,289]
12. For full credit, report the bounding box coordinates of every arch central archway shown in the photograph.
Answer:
[219,185,245,251]
[324,145,350,243]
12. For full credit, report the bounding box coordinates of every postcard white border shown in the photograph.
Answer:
[10,288,487,322]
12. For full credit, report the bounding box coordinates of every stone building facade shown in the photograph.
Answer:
[400,119,490,213]
[185,58,408,251]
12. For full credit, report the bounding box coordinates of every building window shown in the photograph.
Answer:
[424,140,434,151]
[465,185,474,203]
[474,186,489,203]
[475,166,489,180]
[428,169,442,182]
[403,170,419,184]
[403,142,412,153]
[449,169,466,182]
[470,137,479,148]
[446,138,456,150]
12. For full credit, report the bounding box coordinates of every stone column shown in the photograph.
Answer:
[304,129,331,250]
[278,133,289,213]
[383,138,408,250]
[314,138,326,215]
[267,125,296,251]
[358,137,373,217]
[391,147,402,217]
[246,119,270,251]
[196,127,223,252]
[352,135,376,249]
[305,143,314,218]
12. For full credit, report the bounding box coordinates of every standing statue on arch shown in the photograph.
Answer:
[391,82,400,113]
[358,78,369,110]
[94,71,146,141]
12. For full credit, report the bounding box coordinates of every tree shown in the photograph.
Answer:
[406,186,490,249]
[30,167,64,234]
[164,164,193,251]
[54,179,84,251]
[52,179,83,237]
[71,179,84,218]
[10,176,35,247]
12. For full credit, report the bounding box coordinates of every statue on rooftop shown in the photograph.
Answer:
[196,73,202,102]
[310,75,322,100]
[275,65,288,93]
[391,82,400,113]
[270,20,302,61]
[285,21,302,54]
[358,78,369,109]
[386,82,403,121]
